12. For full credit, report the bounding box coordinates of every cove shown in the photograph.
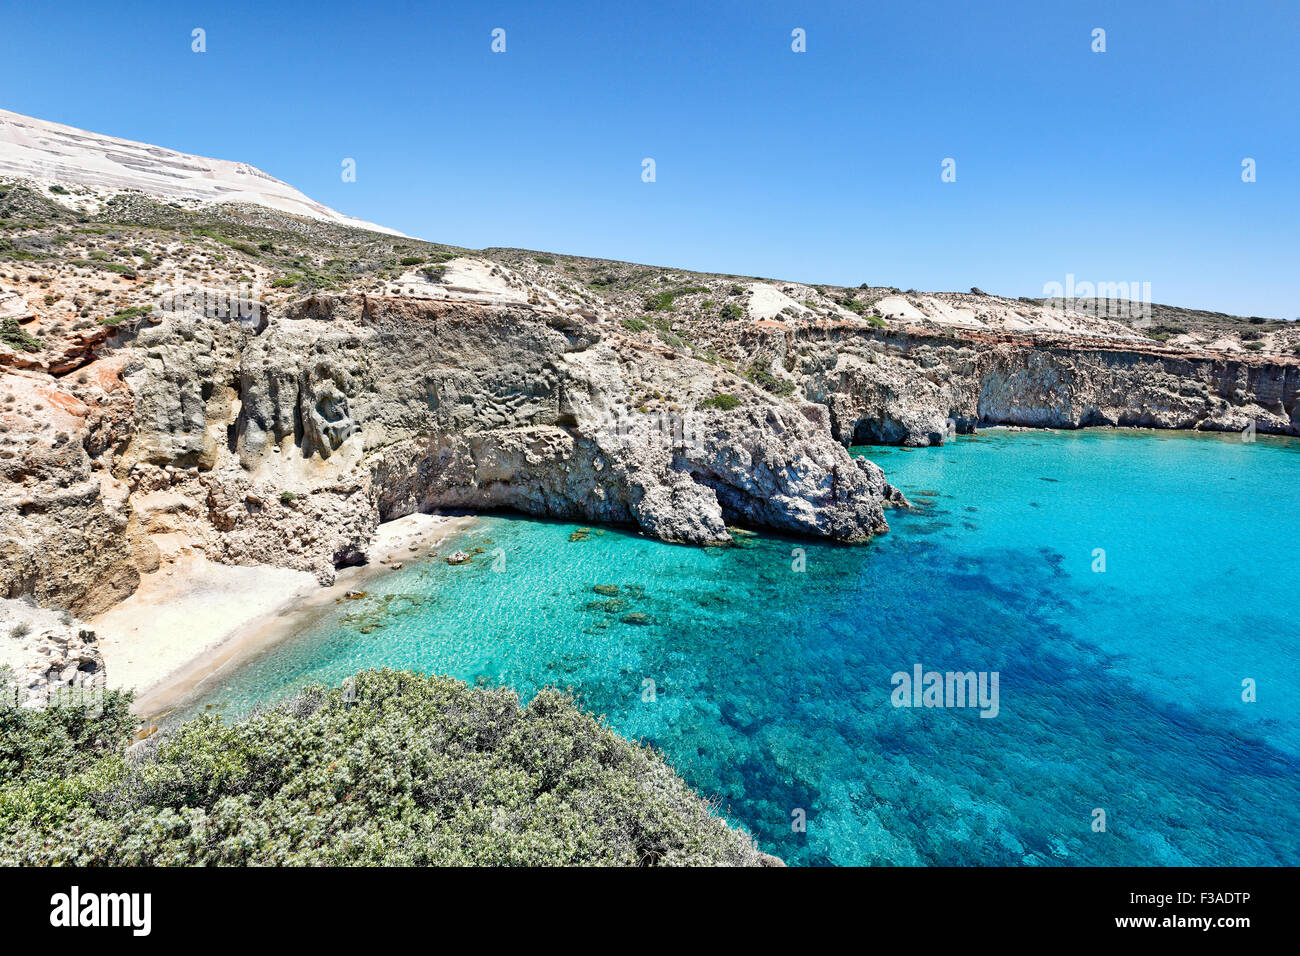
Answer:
[178,428,1300,866]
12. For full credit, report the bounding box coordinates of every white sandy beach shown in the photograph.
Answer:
[94,512,477,716]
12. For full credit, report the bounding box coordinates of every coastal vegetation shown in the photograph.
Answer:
[700,393,741,410]
[746,362,796,397]
[0,317,42,351]
[0,669,773,866]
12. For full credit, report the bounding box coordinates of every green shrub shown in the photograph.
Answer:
[0,318,43,352]
[643,285,708,313]
[0,688,137,830]
[835,290,868,315]
[718,303,743,320]
[643,290,677,312]
[70,259,137,278]
[0,248,50,262]
[700,393,741,411]
[0,671,771,866]
[99,305,152,327]
[622,317,649,332]
[746,364,795,397]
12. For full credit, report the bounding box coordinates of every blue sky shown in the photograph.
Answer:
[3,0,1297,316]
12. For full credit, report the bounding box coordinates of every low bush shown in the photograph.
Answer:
[746,363,795,397]
[0,670,771,866]
[0,318,43,352]
[700,393,741,411]
[99,305,152,327]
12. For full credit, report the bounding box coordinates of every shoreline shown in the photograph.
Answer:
[88,426,1296,721]
[855,423,1300,448]
[95,512,478,718]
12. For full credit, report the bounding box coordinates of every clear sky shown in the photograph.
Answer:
[2,0,1296,316]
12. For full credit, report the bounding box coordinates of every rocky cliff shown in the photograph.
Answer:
[745,324,1300,447]
[1,285,899,618]
[1,175,1296,631]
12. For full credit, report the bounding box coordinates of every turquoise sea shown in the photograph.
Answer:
[184,429,1300,866]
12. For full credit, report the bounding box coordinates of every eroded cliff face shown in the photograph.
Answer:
[1,294,899,614]
[6,276,1298,623]
[0,362,141,616]
[4,179,1296,625]
[766,325,1300,447]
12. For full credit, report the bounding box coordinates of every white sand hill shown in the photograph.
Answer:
[0,107,402,236]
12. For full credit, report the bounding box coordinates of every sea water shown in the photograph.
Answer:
[183,429,1300,866]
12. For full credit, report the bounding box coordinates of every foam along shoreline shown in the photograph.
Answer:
[94,512,478,718]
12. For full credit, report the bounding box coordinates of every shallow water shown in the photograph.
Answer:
[184,429,1300,866]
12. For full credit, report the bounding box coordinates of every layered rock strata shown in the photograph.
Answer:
[742,324,1300,446]
[1,294,900,616]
